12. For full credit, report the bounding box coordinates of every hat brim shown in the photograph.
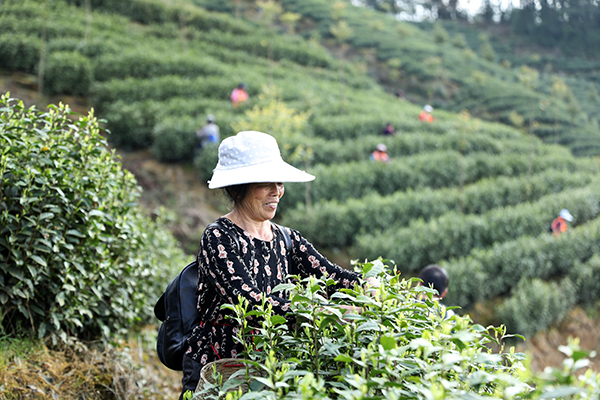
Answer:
[208,160,315,189]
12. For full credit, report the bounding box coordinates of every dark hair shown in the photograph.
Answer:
[223,184,251,205]
[418,264,449,296]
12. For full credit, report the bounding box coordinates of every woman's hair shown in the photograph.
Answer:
[223,183,251,205]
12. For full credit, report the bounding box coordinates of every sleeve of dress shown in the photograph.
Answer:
[199,225,293,316]
[284,227,361,293]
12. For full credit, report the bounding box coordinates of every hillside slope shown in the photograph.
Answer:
[2,0,600,344]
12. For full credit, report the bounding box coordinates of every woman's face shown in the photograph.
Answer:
[237,182,284,222]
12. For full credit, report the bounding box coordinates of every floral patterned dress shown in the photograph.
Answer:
[185,217,360,366]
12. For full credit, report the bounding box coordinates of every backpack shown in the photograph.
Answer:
[154,221,292,371]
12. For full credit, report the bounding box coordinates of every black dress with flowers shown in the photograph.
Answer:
[185,217,360,366]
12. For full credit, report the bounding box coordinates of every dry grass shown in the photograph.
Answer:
[0,330,181,400]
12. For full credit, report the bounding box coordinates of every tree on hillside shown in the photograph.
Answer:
[508,0,600,56]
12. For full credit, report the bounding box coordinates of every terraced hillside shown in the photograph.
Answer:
[2,0,600,340]
[196,0,600,157]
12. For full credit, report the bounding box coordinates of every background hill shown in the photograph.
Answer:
[2,0,600,351]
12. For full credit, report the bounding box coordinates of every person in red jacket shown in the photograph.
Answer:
[370,143,390,163]
[230,83,249,109]
[419,104,434,123]
[550,209,573,236]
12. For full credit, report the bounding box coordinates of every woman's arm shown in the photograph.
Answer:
[285,227,361,290]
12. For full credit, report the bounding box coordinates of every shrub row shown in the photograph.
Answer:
[200,29,334,69]
[0,95,187,341]
[354,181,600,273]
[102,97,235,151]
[280,169,595,248]
[91,75,235,111]
[443,216,600,309]
[0,34,94,96]
[93,50,224,81]
[286,130,562,167]
[279,150,600,209]
[491,251,600,338]
[311,112,524,141]
[496,277,576,338]
[44,51,93,96]
[0,33,41,74]
[64,0,250,34]
[0,4,87,41]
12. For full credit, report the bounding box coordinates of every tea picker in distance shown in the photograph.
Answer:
[419,104,434,123]
[371,143,390,163]
[230,83,249,109]
[179,131,380,399]
[550,208,573,237]
[382,122,396,136]
[195,114,220,151]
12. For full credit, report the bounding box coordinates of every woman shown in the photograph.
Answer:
[180,131,368,397]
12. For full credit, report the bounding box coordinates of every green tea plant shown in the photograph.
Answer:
[193,260,600,399]
[0,94,187,342]
[279,150,598,209]
[355,180,600,272]
[282,169,594,248]
[444,217,600,309]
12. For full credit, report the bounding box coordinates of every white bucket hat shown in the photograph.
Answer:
[559,209,573,222]
[423,104,434,113]
[208,131,315,189]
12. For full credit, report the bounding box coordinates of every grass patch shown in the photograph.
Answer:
[0,330,181,400]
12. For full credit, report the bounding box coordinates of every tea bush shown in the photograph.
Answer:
[93,50,223,81]
[0,94,187,342]
[569,254,600,306]
[444,216,600,309]
[354,181,600,272]
[44,51,94,96]
[496,278,577,338]
[282,169,594,248]
[151,115,200,162]
[0,33,41,74]
[280,151,599,209]
[51,38,120,60]
[91,76,234,111]
[192,260,600,399]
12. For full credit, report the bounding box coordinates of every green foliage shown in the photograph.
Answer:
[280,150,599,209]
[444,217,600,311]
[0,94,186,342]
[497,278,576,338]
[44,51,93,96]
[355,181,600,273]
[151,115,200,162]
[102,96,235,151]
[194,261,600,399]
[569,254,600,306]
[93,50,223,82]
[282,169,595,249]
[0,33,41,74]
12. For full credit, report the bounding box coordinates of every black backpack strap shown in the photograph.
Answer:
[272,222,293,259]
[206,220,240,251]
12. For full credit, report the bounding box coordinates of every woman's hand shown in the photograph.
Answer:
[337,304,363,319]
[364,276,381,297]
